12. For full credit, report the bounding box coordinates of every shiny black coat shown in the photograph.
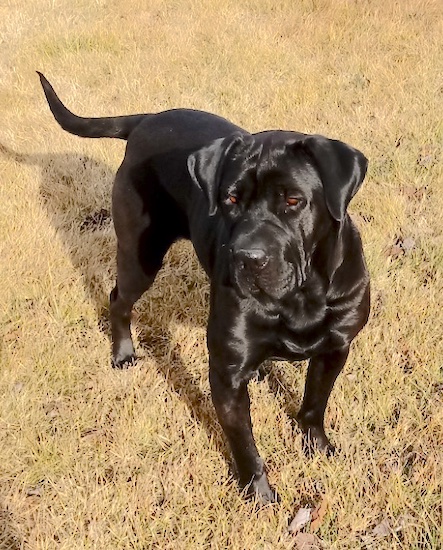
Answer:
[39,73,370,503]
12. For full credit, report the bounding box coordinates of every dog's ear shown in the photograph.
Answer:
[301,135,368,221]
[188,133,248,216]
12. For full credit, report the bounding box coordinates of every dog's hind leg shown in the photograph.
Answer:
[110,225,174,368]
[109,161,188,368]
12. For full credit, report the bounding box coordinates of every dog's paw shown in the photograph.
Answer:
[112,354,137,369]
[112,338,137,369]
[300,427,335,458]
[245,473,280,505]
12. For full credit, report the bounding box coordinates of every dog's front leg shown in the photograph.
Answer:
[209,365,277,503]
[297,346,350,454]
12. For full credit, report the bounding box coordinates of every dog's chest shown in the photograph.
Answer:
[268,292,333,360]
[275,324,330,360]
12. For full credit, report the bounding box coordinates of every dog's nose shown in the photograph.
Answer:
[234,248,269,271]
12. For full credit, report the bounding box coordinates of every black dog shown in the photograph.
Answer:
[39,73,370,503]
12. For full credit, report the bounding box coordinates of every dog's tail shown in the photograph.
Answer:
[37,72,146,140]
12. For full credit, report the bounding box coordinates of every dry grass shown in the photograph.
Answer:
[1,0,442,548]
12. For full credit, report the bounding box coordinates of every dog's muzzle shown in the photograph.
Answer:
[233,248,270,273]
[231,245,296,299]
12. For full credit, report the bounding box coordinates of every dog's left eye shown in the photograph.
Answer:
[228,195,238,204]
[286,197,299,206]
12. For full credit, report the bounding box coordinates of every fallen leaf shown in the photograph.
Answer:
[372,519,391,537]
[417,155,435,168]
[47,408,59,419]
[26,486,43,497]
[417,145,439,168]
[289,507,312,534]
[400,185,428,201]
[384,244,403,259]
[401,236,416,253]
[385,235,416,259]
[4,329,21,342]
[310,496,328,531]
[294,532,323,549]
[81,428,106,443]
[12,382,24,393]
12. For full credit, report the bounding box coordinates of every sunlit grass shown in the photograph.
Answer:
[0,0,442,548]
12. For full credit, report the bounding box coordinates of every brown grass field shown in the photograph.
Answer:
[1,0,442,548]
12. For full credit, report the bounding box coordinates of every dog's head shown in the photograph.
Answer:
[188,131,367,299]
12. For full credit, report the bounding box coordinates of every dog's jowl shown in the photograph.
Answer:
[39,73,370,503]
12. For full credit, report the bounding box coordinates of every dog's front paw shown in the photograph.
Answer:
[300,426,335,457]
[112,339,137,369]
[245,472,280,505]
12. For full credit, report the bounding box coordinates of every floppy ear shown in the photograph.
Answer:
[187,133,247,216]
[301,135,368,221]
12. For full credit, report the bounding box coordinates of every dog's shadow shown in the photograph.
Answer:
[1,143,230,450]
[1,143,303,468]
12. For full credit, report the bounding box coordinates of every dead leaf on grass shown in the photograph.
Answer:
[401,237,416,253]
[372,518,391,537]
[384,243,403,260]
[12,381,24,393]
[417,145,440,168]
[310,496,328,531]
[294,532,324,549]
[81,428,106,443]
[288,507,312,534]
[384,236,416,259]
[4,329,21,342]
[400,185,428,201]
[26,486,43,497]
[366,515,412,544]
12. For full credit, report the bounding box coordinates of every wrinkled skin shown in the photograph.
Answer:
[39,73,370,504]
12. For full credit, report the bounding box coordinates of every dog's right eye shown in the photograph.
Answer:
[286,197,299,206]
[228,195,238,204]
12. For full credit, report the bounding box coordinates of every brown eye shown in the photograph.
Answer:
[286,197,299,206]
[229,195,238,204]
